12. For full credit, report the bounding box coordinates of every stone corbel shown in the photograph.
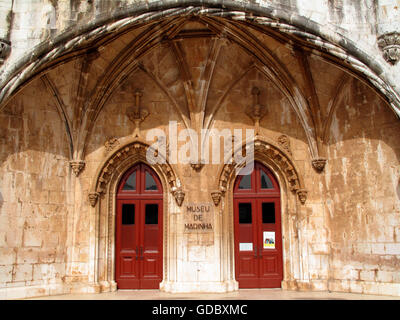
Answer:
[311,157,327,173]
[211,190,222,206]
[190,163,204,172]
[69,160,85,177]
[378,32,400,65]
[88,192,99,207]
[296,189,308,205]
[172,188,185,207]
[0,39,11,65]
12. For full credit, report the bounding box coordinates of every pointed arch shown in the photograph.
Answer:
[215,137,307,205]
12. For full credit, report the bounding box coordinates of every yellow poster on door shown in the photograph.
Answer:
[263,231,275,249]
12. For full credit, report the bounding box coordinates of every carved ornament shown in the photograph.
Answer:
[172,188,185,207]
[69,160,85,177]
[277,135,292,155]
[211,191,222,206]
[312,157,327,173]
[127,90,149,137]
[0,39,11,65]
[378,32,400,65]
[190,163,204,172]
[245,87,267,133]
[104,137,120,152]
[296,189,308,205]
[88,192,99,207]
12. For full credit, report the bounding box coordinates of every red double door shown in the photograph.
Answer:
[115,163,163,289]
[234,162,283,288]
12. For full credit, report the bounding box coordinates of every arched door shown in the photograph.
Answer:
[115,163,163,289]
[233,162,283,288]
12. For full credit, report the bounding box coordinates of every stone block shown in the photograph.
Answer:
[23,229,42,247]
[359,270,375,282]
[0,265,13,283]
[16,247,39,264]
[376,270,394,283]
[385,243,400,255]
[13,264,33,282]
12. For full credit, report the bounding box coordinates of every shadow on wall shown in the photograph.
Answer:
[0,190,3,209]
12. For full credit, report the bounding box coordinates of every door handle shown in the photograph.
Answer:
[140,246,144,260]
[259,245,262,258]
[136,246,139,260]
[254,245,257,258]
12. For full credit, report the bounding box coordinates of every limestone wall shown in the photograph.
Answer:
[0,2,399,299]
[0,77,72,298]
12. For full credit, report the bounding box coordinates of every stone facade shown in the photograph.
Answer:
[0,0,399,299]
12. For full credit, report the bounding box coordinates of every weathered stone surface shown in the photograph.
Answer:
[0,1,399,300]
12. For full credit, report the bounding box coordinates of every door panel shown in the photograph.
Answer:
[115,163,163,289]
[234,199,259,285]
[234,162,283,288]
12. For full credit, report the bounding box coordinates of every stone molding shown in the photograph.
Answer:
[216,138,307,204]
[89,140,180,207]
[378,32,400,65]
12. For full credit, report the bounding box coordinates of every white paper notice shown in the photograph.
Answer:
[263,231,275,249]
[239,243,253,251]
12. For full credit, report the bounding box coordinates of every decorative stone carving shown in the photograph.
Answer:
[378,32,400,65]
[312,157,327,173]
[69,160,85,177]
[296,189,308,205]
[245,87,267,134]
[277,135,292,155]
[172,188,185,207]
[211,191,222,206]
[104,137,120,152]
[190,163,204,172]
[91,141,180,207]
[216,139,306,202]
[0,39,11,65]
[127,90,149,137]
[88,192,99,207]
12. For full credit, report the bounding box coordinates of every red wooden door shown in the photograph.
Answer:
[234,162,283,288]
[115,163,163,289]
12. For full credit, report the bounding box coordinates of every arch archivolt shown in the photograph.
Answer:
[214,137,307,206]
[89,140,184,207]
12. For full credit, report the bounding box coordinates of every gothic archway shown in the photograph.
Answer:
[213,136,307,290]
[87,140,183,292]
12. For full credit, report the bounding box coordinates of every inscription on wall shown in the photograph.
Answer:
[184,203,213,232]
